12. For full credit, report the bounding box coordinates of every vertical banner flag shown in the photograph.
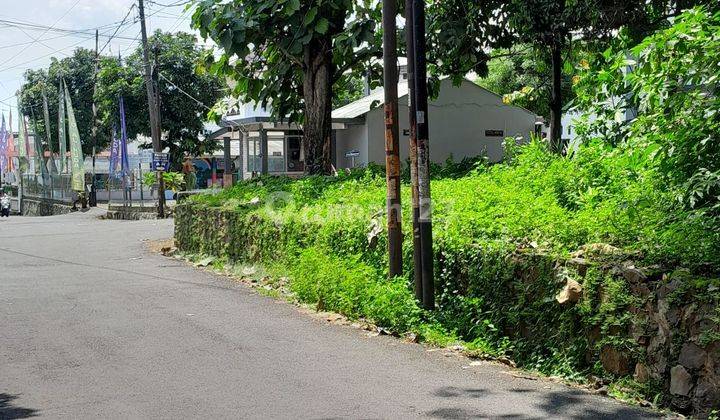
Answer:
[18,113,28,174]
[30,107,48,177]
[64,80,85,192]
[58,81,67,173]
[119,96,130,180]
[0,114,7,175]
[42,90,57,174]
[7,110,16,172]
[108,125,120,178]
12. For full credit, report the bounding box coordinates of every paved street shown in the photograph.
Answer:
[0,211,660,419]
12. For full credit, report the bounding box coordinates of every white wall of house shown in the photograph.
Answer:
[335,79,537,169]
[335,123,368,169]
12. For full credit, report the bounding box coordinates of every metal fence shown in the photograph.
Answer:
[19,169,164,207]
[100,171,159,206]
[21,173,77,204]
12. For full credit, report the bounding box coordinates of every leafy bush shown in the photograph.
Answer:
[575,7,720,218]
[142,171,186,192]
[179,139,719,352]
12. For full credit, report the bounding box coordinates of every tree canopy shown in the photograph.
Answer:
[575,7,720,215]
[192,0,382,174]
[17,31,222,166]
[18,48,98,155]
[96,31,224,168]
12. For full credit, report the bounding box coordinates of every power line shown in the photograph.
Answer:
[0,33,87,51]
[158,72,212,110]
[147,0,191,7]
[3,0,83,65]
[99,4,137,55]
[0,19,139,42]
[0,35,95,73]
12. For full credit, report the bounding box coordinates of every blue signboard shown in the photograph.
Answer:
[152,152,170,171]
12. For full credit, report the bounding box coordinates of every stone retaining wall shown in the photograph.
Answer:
[21,198,74,217]
[104,205,161,220]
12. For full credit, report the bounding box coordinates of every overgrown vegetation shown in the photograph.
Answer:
[178,137,718,376]
[176,8,720,413]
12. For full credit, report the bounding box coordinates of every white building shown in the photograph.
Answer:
[209,74,540,181]
[333,78,538,169]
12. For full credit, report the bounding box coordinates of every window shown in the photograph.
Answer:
[246,137,261,172]
[267,139,285,172]
[286,136,304,172]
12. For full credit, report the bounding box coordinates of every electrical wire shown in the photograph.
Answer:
[0,33,86,51]
[99,4,137,55]
[0,19,139,42]
[3,0,83,65]
[0,35,95,73]
[158,72,212,110]
[147,0,191,8]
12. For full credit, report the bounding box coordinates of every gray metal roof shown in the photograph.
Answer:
[332,82,410,119]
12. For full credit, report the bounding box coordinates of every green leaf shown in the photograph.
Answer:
[303,7,318,26]
[315,18,329,34]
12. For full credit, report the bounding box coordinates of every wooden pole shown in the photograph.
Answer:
[383,0,403,278]
[90,28,99,207]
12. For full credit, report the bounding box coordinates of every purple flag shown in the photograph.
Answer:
[108,125,120,178]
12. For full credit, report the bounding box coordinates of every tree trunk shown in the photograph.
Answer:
[302,37,333,175]
[549,40,563,153]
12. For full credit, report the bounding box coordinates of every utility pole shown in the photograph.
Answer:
[138,0,166,218]
[89,28,99,207]
[383,0,403,279]
[411,0,434,310]
[404,0,423,303]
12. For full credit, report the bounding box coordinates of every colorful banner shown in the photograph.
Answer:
[64,80,85,192]
[7,111,16,172]
[0,114,7,174]
[18,113,28,174]
[58,81,67,173]
[42,91,57,174]
[30,107,48,177]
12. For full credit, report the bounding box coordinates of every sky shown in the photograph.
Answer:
[0,0,196,129]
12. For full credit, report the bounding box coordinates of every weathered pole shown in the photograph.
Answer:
[411,0,434,309]
[90,28,99,206]
[138,0,166,218]
[404,0,422,302]
[383,0,403,278]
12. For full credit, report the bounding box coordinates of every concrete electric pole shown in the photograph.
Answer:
[138,0,166,218]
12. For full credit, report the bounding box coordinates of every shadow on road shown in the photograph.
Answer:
[424,387,661,419]
[0,393,38,419]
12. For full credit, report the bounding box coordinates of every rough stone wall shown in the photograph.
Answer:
[21,198,74,217]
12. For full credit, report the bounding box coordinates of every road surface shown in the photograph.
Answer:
[0,211,661,419]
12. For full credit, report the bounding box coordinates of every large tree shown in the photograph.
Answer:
[475,45,578,119]
[431,0,720,153]
[191,0,381,175]
[96,31,224,169]
[18,48,100,155]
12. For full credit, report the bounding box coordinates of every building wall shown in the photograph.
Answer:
[335,122,369,170]
[359,79,537,167]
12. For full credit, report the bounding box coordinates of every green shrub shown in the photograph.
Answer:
[178,138,719,382]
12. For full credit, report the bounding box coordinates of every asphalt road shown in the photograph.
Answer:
[0,211,662,419]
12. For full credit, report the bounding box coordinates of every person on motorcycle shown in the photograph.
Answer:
[0,191,11,217]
